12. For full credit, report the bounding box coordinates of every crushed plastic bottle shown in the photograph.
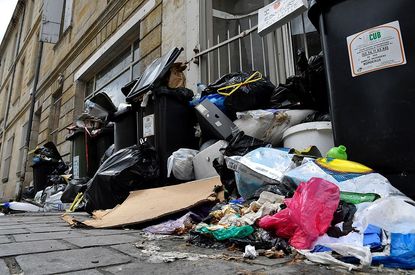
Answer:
[326,145,348,160]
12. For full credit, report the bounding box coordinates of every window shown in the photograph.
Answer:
[86,40,140,108]
[16,122,28,177]
[41,0,73,44]
[199,0,322,85]
[61,0,73,34]
[49,90,62,144]
[0,84,9,126]
[25,0,35,37]
[2,135,15,183]
[12,56,25,104]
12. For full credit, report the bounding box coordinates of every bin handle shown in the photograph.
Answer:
[217,71,262,96]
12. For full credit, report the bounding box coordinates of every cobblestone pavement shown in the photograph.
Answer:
[0,213,408,274]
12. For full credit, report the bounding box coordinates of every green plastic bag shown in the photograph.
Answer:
[340,191,380,204]
[197,225,254,241]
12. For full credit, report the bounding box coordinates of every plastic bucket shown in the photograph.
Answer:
[282,122,334,155]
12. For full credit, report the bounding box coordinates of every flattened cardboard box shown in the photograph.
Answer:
[63,177,223,228]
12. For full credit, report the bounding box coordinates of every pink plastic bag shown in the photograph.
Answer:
[259,177,340,249]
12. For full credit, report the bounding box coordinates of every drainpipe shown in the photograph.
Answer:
[17,39,44,200]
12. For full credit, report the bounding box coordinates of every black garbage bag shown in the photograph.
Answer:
[100,144,115,165]
[213,131,268,198]
[22,186,36,199]
[307,52,329,112]
[84,142,160,213]
[301,111,330,123]
[206,72,275,116]
[155,86,194,104]
[61,177,89,203]
[269,50,329,112]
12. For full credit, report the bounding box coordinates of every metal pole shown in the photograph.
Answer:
[18,40,43,192]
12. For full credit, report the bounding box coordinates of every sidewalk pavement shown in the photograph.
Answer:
[0,213,402,275]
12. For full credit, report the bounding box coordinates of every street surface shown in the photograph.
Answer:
[0,213,407,274]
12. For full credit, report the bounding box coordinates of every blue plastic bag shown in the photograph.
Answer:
[372,233,415,269]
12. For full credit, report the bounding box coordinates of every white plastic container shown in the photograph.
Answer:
[282,122,334,156]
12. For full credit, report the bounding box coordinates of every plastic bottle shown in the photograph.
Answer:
[326,145,348,160]
[1,202,42,212]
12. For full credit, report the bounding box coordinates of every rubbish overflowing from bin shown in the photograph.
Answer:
[3,46,414,272]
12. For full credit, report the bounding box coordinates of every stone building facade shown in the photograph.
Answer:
[0,0,318,201]
[0,0,199,201]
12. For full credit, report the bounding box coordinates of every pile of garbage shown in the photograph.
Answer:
[3,47,414,271]
[142,143,415,270]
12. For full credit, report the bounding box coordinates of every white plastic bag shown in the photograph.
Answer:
[43,191,68,212]
[167,149,199,180]
[354,196,415,234]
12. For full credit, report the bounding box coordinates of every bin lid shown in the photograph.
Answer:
[308,0,345,30]
[89,92,118,114]
[126,47,183,103]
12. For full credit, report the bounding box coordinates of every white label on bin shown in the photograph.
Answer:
[143,114,155,137]
[73,156,80,179]
[347,21,406,77]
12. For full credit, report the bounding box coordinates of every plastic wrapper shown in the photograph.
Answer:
[196,224,254,241]
[354,196,415,234]
[143,212,197,235]
[212,131,268,197]
[233,110,274,140]
[259,178,340,249]
[84,143,160,213]
[226,147,296,200]
[243,245,258,259]
[262,109,315,146]
[167,148,199,181]
[283,161,400,198]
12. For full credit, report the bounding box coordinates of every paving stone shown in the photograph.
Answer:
[0,259,9,274]
[65,234,138,248]
[16,247,131,275]
[0,228,30,235]
[29,226,74,233]
[62,269,103,275]
[79,229,139,236]
[14,231,86,242]
[111,243,145,259]
[103,259,267,275]
[0,240,69,257]
[0,224,28,230]
[0,235,12,244]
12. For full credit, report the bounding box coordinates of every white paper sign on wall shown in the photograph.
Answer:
[258,0,308,37]
[347,21,407,77]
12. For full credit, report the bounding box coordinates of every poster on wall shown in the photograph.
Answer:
[258,0,308,36]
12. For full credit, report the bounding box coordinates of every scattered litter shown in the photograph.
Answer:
[243,245,257,259]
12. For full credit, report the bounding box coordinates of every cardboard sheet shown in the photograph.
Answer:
[63,177,222,228]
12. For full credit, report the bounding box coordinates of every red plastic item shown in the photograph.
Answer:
[259,177,340,249]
